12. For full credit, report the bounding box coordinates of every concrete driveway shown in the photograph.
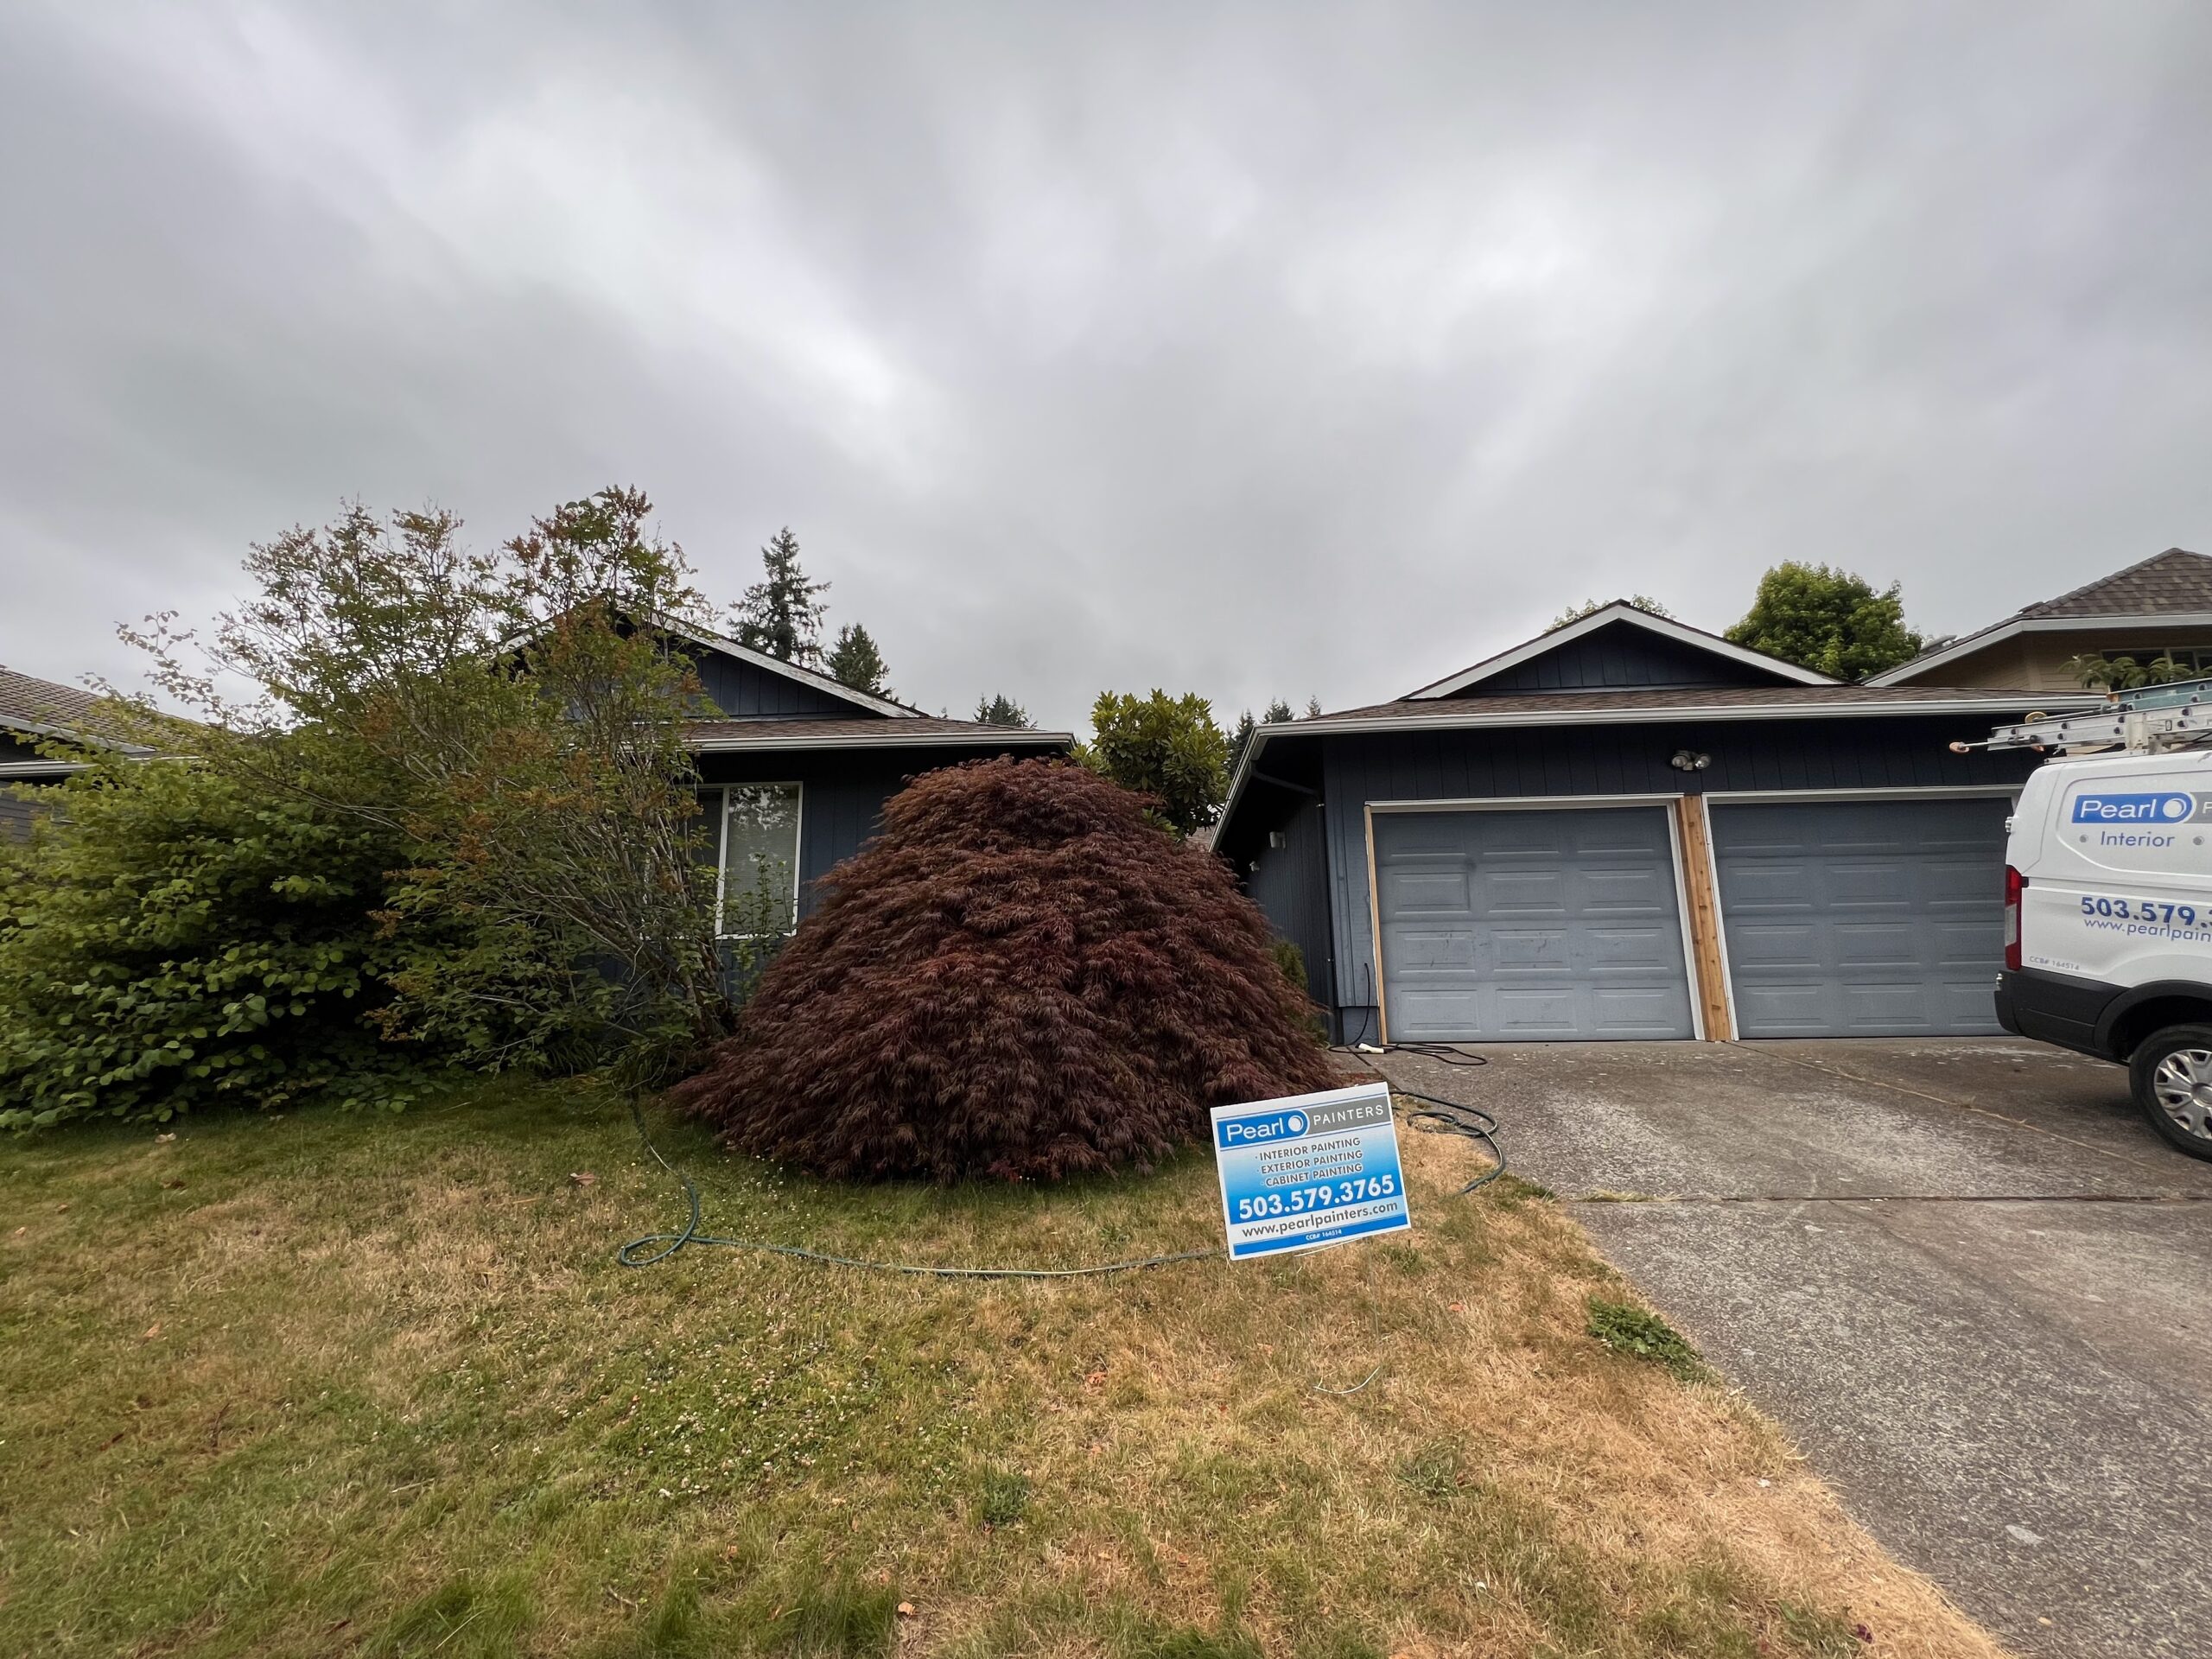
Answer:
[1361,1038,2212,1659]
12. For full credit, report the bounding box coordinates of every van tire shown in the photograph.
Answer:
[2127,1025,2212,1161]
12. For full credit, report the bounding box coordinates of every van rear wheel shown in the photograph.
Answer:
[2129,1025,2212,1161]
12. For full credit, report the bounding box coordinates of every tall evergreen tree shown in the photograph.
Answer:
[732,527,829,665]
[1264,698,1296,723]
[826,623,893,698]
[974,693,1033,728]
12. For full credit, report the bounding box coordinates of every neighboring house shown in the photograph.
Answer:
[0,665,150,840]
[1868,546,2212,691]
[667,621,1071,930]
[1215,602,2099,1045]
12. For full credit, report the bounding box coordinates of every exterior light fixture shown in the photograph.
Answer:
[1669,749,1712,772]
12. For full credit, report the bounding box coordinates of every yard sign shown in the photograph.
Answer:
[1210,1081,1411,1260]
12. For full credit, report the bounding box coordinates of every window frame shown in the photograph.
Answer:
[714,780,804,938]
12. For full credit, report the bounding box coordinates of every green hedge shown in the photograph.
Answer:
[0,759,414,1128]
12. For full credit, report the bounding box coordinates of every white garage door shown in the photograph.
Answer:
[1373,806,1697,1042]
[1709,796,2009,1038]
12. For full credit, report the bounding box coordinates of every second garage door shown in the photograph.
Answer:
[1373,806,1697,1042]
[1708,796,2009,1038]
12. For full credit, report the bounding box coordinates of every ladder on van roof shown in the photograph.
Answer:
[1963,675,2212,754]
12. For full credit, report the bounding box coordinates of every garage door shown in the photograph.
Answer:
[1373,807,1696,1042]
[1708,797,2009,1038]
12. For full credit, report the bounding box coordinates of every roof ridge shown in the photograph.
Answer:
[2020,546,2211,618]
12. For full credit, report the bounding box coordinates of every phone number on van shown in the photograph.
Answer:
[2081,895,2202,925]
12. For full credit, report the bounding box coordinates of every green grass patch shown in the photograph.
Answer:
[0,1077,1971,1656]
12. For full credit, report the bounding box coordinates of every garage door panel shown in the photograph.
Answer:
[1725,922,1820,966]
[1396,929,1478,969]
[1375,807,1694,1043]
[1493,989,1580,1033]
[1711,798,2008,1039]
[1585,925,1680,969]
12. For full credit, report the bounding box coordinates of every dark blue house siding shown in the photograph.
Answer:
[696,745,1038,917]
[695,652,868,720]
[1242,798,1331,1007]
[1458,622,1790,695]
[1308,715,2044,1030]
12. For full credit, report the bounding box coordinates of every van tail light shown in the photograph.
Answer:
[2003,864,2026,971]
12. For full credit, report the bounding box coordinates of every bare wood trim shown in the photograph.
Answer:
[1673,795,1732,1042]
[1363,802,1389,1046]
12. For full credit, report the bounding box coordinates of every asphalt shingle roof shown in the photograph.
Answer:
[0,666,102,734]
[2018,547,2212,619]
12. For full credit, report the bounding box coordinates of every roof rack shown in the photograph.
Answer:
[1956,676,2212,755]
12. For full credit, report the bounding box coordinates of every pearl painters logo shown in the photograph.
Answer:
[2070,791,2208,824]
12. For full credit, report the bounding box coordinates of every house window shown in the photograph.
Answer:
[719,783,802,935]
[2100,645,2212,677]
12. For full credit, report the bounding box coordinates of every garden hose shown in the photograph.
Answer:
[617,1050,1510,1275]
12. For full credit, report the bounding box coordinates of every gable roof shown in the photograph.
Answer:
[1402,601,1836,699]
[1215,680,2101,852]
[631,609,917,719]
[1867,547,2212,685]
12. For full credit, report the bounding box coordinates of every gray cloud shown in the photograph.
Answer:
[5,2,2210,730]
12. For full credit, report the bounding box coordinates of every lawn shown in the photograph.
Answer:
[0,1078,2002,1658]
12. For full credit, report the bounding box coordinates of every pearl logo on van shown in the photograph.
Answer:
[2071,792,2199,825]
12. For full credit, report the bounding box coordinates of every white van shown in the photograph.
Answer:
[1999,745,2212,1159]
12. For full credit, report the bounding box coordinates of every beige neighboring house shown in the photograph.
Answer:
[0,665,149,839]
[1867,546,2212,691]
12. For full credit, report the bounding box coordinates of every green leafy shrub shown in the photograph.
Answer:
[0,755,416,1128]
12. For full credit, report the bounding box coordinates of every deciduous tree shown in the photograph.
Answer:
[1725,563,1923,681]
[1084,689,1230,836]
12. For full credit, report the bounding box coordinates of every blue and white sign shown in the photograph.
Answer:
[2071,791,2200,824]
[1210,1081,1412,1261]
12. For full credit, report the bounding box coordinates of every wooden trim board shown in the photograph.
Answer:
[1671,794,1732,1041]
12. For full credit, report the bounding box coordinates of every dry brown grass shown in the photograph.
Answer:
[0,1079,2010,1658]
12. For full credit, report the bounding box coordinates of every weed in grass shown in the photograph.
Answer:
[1777,1600,1865,1657]
[1287,1628,1385,1659]
[976,1467,1032,1528]
[1126,1624,1265,1659]
[1394,1444,1462,1502]
[1586,1294,1709,1382]
[367,1572,532,1657]
[765,1578,900,1657]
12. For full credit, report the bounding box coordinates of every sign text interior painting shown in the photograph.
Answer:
[1211,1081,1412,1260]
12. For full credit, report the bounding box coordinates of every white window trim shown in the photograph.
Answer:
[715,780,804,938]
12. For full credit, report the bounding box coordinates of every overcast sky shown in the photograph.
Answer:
[4,3,2209,731]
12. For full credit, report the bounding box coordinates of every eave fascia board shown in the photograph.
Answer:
[1294,695,2102,741]
[1217,694,2100,841]
[1866,612,2212,685]
[685,728,1075,753]
[1402,603,1837,699]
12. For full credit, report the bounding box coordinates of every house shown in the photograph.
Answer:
[0,665,152,839]
[1868,546,2212,691]
[1215,603,2100,1044]
[666,621,1072,928]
